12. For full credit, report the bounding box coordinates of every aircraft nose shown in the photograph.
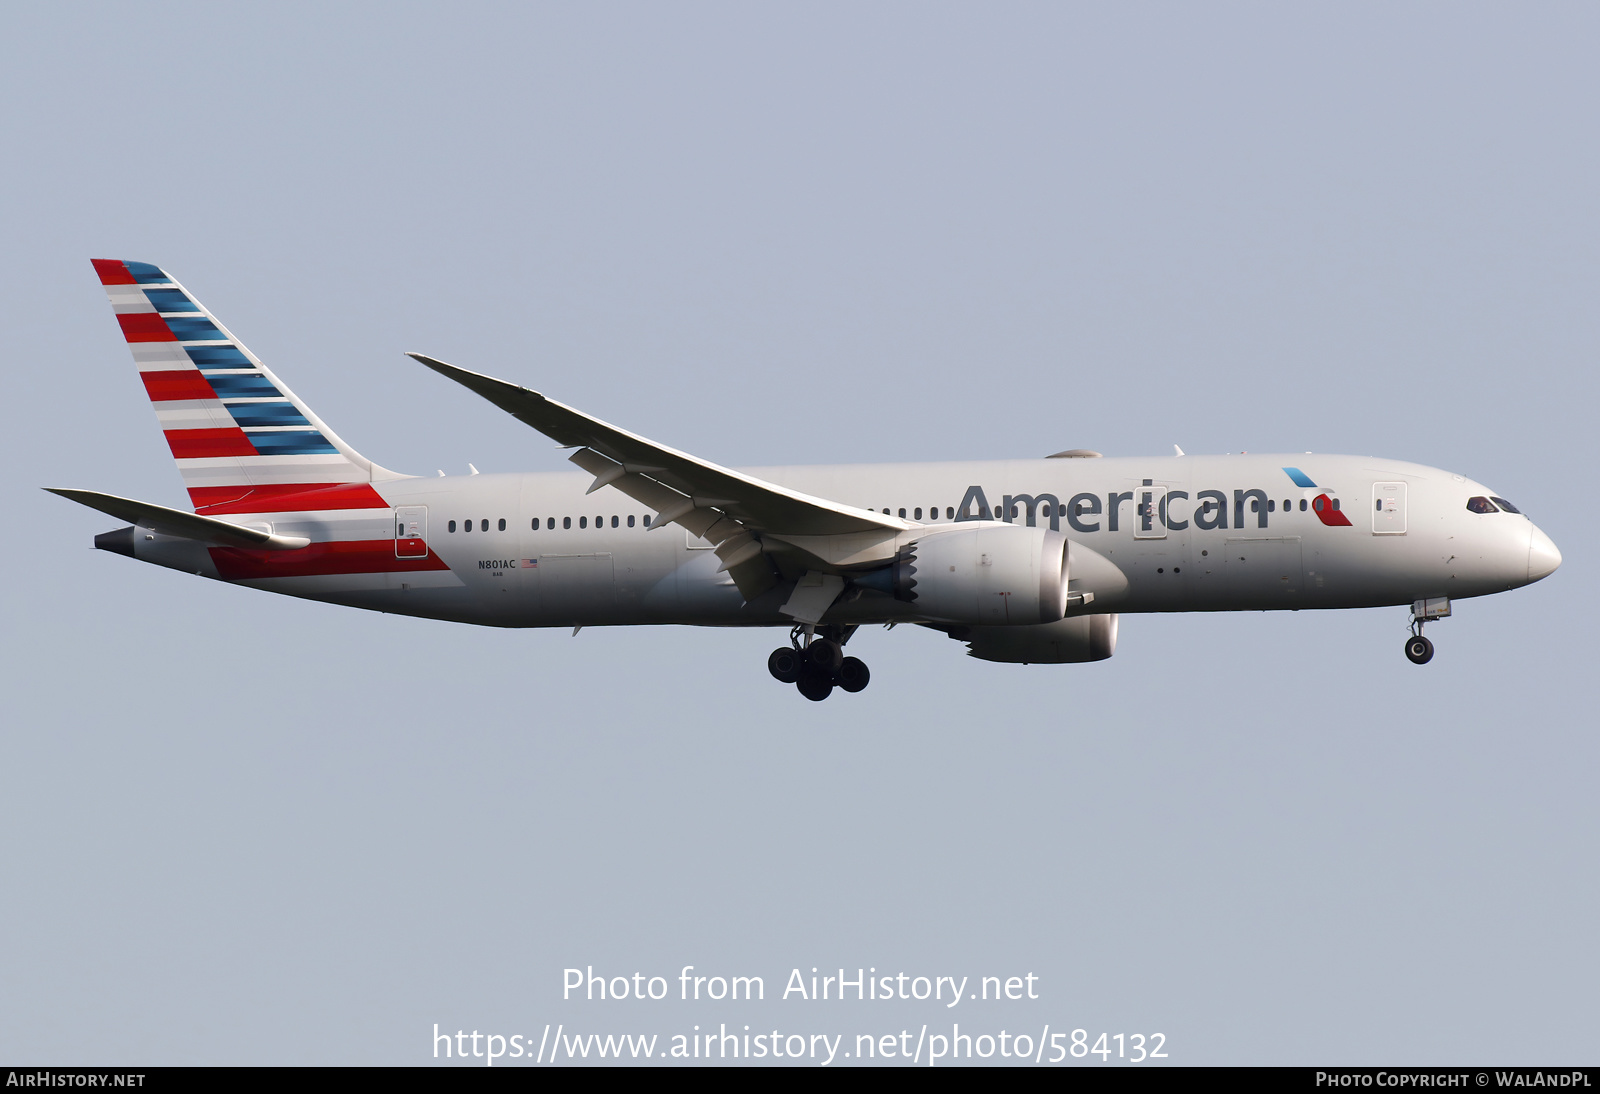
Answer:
[1528,525,1562,582]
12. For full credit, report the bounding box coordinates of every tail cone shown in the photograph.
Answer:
[94,526,135,558]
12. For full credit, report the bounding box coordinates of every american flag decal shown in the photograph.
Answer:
[522,559,538,568]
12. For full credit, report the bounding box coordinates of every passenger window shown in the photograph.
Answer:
[611,515,619,528]
[1332,499,1340,511]
[1490,496,1521,514]
[628,515,635,527]
[448,520,457,533]
[882,508,890,515]
[1282,499,1289,511]
[1466,496,1497,514]
[1314,498,1324,512]
[580,516,587,528]
[498,518,506,531]
[1268,499,1276,512]
[595,516,601,527]
[563,517,571,529]
[1300,499,1307,511]
[946,507,954,519]
[994,505,1002,518]
[464,519,472,532]
[1251,499,1260,512]
[643,515,651,526]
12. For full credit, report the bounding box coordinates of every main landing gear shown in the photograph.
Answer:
[1404,598,1450,665]
[768,625,870,701]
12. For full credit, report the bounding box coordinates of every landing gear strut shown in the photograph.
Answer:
[1404,598,1448,665]
[768,625,868,700]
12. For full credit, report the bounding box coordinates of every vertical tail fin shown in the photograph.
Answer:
[92,260,399,512]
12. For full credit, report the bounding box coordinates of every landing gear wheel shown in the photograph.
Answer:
[768,647,802,683]
[835,656,870,693]
[807,638,843,672]
[796,667,834,702]
[1404,635,1434,665]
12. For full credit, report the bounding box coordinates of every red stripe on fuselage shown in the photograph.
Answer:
[165,428,258,459]
[1313,494,1353,527]
[190,482,391,514]
[208,540,451,580]
[141,370,217,402]
[92,259,136,285]
[117,312,177,342]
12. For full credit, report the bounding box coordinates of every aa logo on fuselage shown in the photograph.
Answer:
[956,467,1350,534]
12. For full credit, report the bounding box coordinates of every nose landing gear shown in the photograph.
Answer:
[768,625,869,700]
[1404,632,1434,665]
[1404,597,1450,665]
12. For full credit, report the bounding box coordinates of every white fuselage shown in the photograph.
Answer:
[126,453,1556,630]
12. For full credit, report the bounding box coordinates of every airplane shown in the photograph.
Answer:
[51,260,1562,701]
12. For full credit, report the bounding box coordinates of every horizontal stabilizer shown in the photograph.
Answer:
[45,488,310,550]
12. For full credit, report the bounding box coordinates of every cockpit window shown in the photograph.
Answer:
[1490,496,1521,515]
[1466,496,1497,514]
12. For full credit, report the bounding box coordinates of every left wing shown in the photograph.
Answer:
[408,353,913,600]
[407,353,906,537]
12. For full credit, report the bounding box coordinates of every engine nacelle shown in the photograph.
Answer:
[865,523,1069,626]
[958,613,1119,664]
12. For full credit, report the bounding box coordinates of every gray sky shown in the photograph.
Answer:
[2,2,1595,1065]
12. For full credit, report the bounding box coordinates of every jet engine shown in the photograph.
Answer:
[854,524,1069,626]
[955,613,1119,664]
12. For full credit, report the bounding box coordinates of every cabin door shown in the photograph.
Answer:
[395,506,427,558]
